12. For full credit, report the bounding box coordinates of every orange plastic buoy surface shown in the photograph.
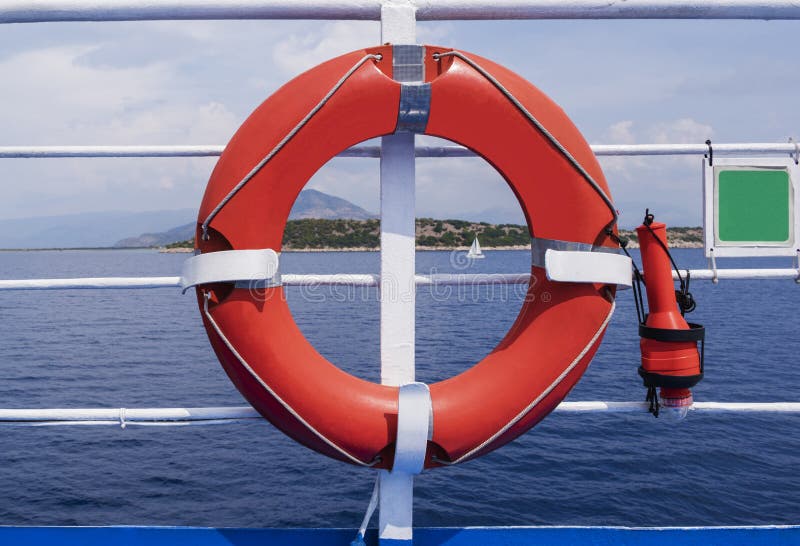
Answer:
[194,45,619,469]
[637,220,704,411]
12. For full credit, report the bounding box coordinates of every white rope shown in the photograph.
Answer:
[433,49,618,228]
[439,299,617,465]
[352,475,380,546]
[201,294,376,467]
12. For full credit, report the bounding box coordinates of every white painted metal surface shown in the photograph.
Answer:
[2,269,799,291]
[0,276,183,290]
[3,142,799,159]
[0,406,262,426]
[668,268,800,281]
[591,143,800,157]
[3,0,800,24]
[378,7,418,545]
[1,402,797,426]
[703,157,800,258]
[556,401,800,413]
[379,135,418,389]
[0,145,224,158]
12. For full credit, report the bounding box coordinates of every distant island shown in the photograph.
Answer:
[0,189,705,251]
[159,219,703,251]
[106,189,703,252]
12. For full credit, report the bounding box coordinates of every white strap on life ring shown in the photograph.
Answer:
[545,249,632,287]
[393,382,432,474]
[532,237,632,288]
[180,249,280,293]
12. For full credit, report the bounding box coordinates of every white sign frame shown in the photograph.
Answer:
[703,156,800,258]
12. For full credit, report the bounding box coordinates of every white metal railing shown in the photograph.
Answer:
[2,142,799,159]
[0,268,798,291]
[0,273,531,291]
[3,4,799,542]
[2,402,798,427]
[3,0,800,24]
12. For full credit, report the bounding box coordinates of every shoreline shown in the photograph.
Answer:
[157,242,705,252]
[1,242,705,253]
[158,245,532,253]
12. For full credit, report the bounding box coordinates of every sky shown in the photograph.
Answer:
[0,17,798,227]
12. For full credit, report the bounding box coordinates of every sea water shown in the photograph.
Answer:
[0,248,798,527]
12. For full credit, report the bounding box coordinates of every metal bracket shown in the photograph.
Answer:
[795,249,800,284]
[705,139,713,166]
[709,249,719,284]
[790,137,799,165]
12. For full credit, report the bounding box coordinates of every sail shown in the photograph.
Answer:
[467,236,485,258]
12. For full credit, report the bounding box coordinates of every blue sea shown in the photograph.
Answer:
[0,248,798,528]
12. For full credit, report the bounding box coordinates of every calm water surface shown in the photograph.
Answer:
[0,248,798,527]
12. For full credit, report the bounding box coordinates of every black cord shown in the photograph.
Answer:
[646,386,660,418]
[642,209,696,316]
[607,229,647,324]
[676,270,696,314]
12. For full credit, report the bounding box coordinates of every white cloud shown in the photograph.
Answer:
[270,20,456,77]
[0,17,797,228]
[605,121,636,145]
[648,118,713,144]
[0,42,241,218]
[0,45,169,142]
[595,118,714,227]
[305,157,380,213]
[417,21,456,45]
[415,151,522,223]
[271,21,381,76]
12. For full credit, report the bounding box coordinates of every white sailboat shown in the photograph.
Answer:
[467,236,485,259]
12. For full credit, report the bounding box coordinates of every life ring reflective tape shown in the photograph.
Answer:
[193,44,621,469]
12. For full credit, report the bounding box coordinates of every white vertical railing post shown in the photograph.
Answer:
[379,2,417,545]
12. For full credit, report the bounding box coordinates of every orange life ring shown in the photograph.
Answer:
[194,45,619,469]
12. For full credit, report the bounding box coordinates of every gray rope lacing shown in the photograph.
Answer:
[200,53,383,240]
[432,50,619,232]
[202,293,381,468]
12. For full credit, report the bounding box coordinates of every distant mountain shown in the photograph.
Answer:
[0,209,196,249]
[115,222,195,248]
[461,206,526,226]
[114,189,377,248]
[290,189,377,221]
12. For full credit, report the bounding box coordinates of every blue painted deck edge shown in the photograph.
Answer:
[1,525,799,545]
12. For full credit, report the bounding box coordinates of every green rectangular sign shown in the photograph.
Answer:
[716,167,792,244]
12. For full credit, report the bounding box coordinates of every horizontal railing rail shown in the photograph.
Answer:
[1,402,798,427]
[0,273,531,291]
[1,142,798,159]
[0,269,797,291]
[3,0,800,24]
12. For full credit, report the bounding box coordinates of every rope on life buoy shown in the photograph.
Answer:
[200,53,384,240]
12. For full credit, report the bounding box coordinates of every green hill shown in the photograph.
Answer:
[167,218,529,250]
[164,219,703,250]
